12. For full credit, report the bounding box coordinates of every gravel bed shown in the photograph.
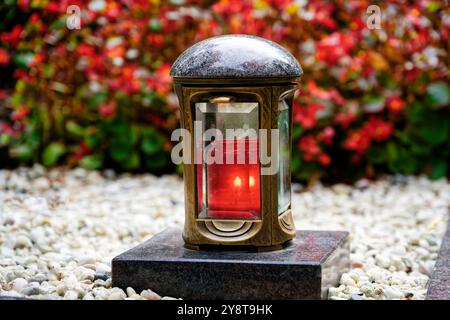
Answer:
[0,165,448,300]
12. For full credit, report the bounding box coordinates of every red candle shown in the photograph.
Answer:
[197,139,260,219]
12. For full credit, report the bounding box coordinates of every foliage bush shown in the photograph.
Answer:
[0,0,448,181]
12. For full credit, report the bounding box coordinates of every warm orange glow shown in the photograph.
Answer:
[233,176,242,188]
[249,176,255,187]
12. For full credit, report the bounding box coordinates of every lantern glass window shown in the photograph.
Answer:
[278,98,291,214]
[195,95,260,220]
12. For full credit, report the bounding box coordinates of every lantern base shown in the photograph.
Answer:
[183,242,287,252]
[112,228,350,300]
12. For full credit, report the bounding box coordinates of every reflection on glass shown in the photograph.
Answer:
[278,99,291,214]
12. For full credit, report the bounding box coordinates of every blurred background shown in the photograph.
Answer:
[0,0,448,183]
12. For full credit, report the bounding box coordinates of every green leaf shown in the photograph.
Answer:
[11,93,22,107]
[386,142,418,174]
[109,139,133,162]
[79,154,103,170]
[129,125,139,146]
[176,164,184,176]
[66,121,86,137]
[387,142,398,162]
[292,125,303,140]
[291,152,301,173]
[427,1,441,12]
[409,140,432,155]
[145,153,168,170]
[397,147,417,174]
[363,95,385,113]
[121,152,140,170]
[49,18,66,30]
[366,146,386,164]
[9,144,32,161]
[88,92,108,108]
[430,159,448,179]
[426,82,450,108]
[149,19,162,32]
[0,133,11,145]
[85,132,101,149]
[141,126,165,155]
[13,53,33,68]
[141,136,163,155]
[42,142,65,167]
[418,115,448,145]
[408,103,426,124]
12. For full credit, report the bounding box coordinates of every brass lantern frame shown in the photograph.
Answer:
[173,78,298,251]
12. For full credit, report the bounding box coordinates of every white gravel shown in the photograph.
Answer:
[0,165,448,300]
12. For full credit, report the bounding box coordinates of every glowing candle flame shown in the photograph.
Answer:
[249,176,255,187]
[233,176,242,188]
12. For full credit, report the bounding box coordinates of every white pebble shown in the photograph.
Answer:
[383,286,403,300]
[64,290,79,300]
[140,289,161,300]
[340,273,357,287]
[14,235,32,249]
[12,277,28,292]
[126,287,136,297]
[95,263,111,275]
[108,290,126,300]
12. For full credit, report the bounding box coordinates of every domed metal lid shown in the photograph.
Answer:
[170,34,302,82]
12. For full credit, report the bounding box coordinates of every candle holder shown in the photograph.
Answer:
[112,35,350,300]
[170,34,302,251]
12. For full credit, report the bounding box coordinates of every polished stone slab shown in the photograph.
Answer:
[112,228,350,300]
[427,220,450,300]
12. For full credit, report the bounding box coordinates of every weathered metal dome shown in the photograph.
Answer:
[170,34,302,81]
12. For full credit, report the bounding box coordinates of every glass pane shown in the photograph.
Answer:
[278,99,291,214]
[195,96,260,220]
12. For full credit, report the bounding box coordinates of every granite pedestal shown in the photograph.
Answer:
[112,228,350,300]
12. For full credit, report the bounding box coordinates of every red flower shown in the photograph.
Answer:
[308,81,345,105]
[11,106,29,121]
[148,114,166,129]
[76,44,96,57]
[335,112,356,128]
[307,81,331,100]
[0,48,10,66]
[298,135,321,161]
[298,134,331,166]
[365,117,393,142]
[99,101,116,118]
[0,25,23,47]
[148,63,172,96]
[28,52,45,67]
[386,96,406,113]
[105,2,121,20]
[318,153,331,166]
[73,141,92,161]
[147,34,164,48]
[17,0,30,11]
[344,117,393,154]
[316,32,356,64]
[311,2,337,30]
[344,130,371,154]
[293,102,325,129]
[318,126,335,145]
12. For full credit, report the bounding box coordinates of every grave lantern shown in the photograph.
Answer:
[170,35,303,250]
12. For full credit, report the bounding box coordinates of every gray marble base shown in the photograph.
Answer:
[112,228,350,300]
[427,220,450,300]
